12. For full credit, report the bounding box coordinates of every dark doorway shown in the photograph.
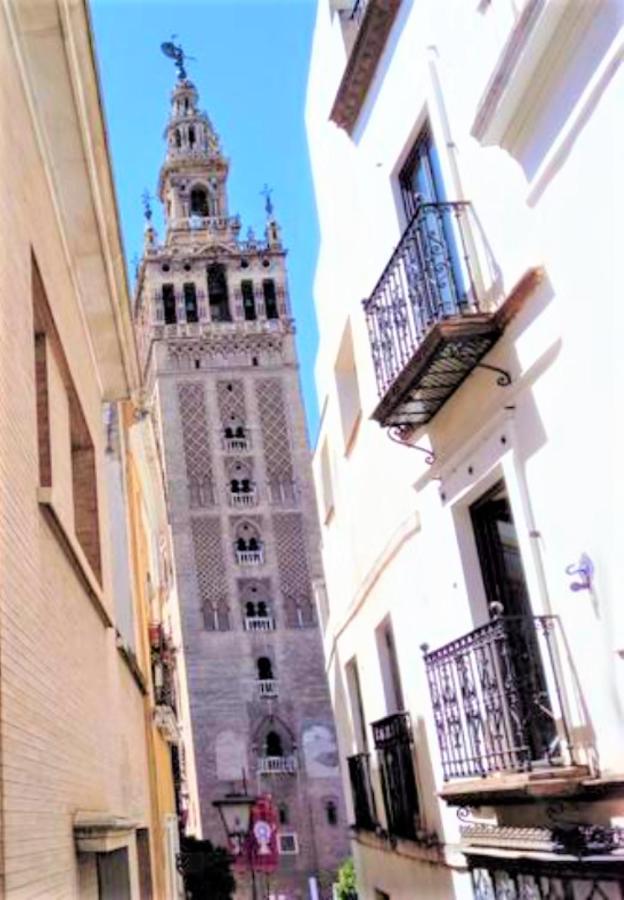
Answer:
[470,481,531,619]
[470,481,557,763]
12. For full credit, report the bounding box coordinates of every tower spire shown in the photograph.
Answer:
[156,51,233,244]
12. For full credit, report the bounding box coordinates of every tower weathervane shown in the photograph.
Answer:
[160,37,194,81]
[261,184,274,217]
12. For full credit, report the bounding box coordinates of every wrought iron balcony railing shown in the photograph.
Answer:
[363,201,502,428]
[244,616,275,633]
[422,615,574,781]
[371,712,420,841]
[223,436,250,453]
[258,755,297,775]
[347,753,377,831]
[258,678,278,698]
[236,549,264,566]
[228,488,257,508]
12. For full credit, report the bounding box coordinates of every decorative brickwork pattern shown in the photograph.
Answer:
[178,382,214,506]
[217,380,246,429]
[256,378,293,482]
[191,516,229,630]
[273,513,315,627]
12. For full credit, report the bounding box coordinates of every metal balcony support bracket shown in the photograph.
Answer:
[474,360,512,386]
[387,426,436,464]
[445,343,511,387]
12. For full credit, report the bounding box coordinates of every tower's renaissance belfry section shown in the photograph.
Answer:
[134,56,347,897]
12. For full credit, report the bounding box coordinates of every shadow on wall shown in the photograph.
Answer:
[512,4,620,185]
[413,715,445,842]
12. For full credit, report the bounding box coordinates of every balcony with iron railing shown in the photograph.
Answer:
[347,753,377,831]
[228,487,257,508]
[223,435,250,453]
[244,616,275,633]
[236,548,264,566]
[258,678,278,698]
[331,0,402,133]
[363,201,510,430]
[258,755,297,775]
[422,614,589,803]
[371,712,420,841]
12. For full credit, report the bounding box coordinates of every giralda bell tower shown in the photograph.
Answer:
[134,50,347,898]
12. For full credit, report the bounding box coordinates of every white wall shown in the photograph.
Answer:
[307,0,623,896]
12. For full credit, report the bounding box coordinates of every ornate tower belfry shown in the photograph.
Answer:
[158,75,237,246]
[134,52,347,898]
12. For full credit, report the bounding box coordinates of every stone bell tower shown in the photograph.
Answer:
[134,57,348,899]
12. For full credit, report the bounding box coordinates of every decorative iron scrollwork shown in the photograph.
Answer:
[545,803,624,857]
[474,361,512,386]
[422,615,572,780]
[387,426,436,463]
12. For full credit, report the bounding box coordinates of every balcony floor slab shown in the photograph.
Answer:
[439,766,594,806]
[372,315,502,428]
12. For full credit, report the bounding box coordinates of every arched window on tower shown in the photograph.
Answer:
[263,279,279,319]
[203,598,230,632]
[207,264,231,322]
[240,581,273,631]
[325,799,338,826]
[255,717,296,773]
[266,731,283,757]
[257,657,273,680]
[228,461,255,507]
[241,280,256,321]
[189,125,196,147]
[183,283,198,323]
[162,283,177,325]
[175,129,182,148]
[190,187,209,217]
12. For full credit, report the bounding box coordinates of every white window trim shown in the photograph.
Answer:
[277,831,299,855]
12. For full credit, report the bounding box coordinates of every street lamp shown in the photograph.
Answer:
[213,791,258,899]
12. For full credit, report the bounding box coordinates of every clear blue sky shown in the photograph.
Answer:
[90,0,321,440]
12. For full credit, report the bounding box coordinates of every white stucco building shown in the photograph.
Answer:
[306,1,624,897]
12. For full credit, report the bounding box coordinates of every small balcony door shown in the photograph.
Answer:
[398,124,465,316]
[470,482,531,620]
[399,123,445,216]
[470,482,557,763]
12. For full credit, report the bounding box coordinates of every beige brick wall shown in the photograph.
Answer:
[0,7,152,897]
